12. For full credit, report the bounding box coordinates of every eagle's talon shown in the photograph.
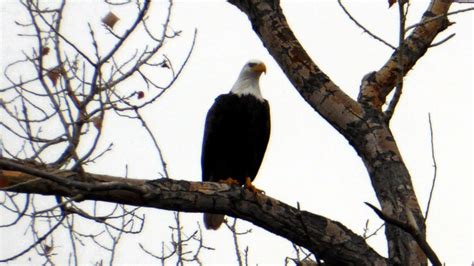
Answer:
[220,177,241,186]
[244,177,265,194]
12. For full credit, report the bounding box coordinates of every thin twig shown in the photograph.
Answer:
[0,194,30,228]
[406,6,474,31]
[337,0,396,49]
[135,110,169,178]
[425,113,438,221]
[296,202,321,265]
[364,222,385,240]
[0,216,65,263]
[0,177,43,191]
[225,218,244,266]
[365,202,442,266]
[384,0,407,121]
[175,212,184,266]
[33,194,84,215]
[66,215,79,265]
[27,1,96,66]
[430,33,456,47]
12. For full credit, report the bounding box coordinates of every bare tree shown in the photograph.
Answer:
[1,0,198,264]
[1,0,471,265]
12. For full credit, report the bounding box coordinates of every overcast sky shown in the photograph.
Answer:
[1,0,473,264]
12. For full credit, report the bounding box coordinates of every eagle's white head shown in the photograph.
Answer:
[230,59,266,101]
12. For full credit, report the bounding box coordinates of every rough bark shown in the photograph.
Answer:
[0,157,386,265]
[358,1,452,108]
[227,0,452,264]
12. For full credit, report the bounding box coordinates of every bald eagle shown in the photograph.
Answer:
[201,60,271,230]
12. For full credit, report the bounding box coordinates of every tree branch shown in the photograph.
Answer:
[359,0,453,109]
[227,0,364,138]
[337,0,396,50]
[424,113,438,221]
[365,202,442,266]
[0,215,66,263]
[0,157,386,265]
[383,0,408,121]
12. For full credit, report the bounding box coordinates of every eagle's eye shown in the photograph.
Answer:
[247,62,257,67]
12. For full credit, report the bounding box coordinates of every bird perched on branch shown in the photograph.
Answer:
[201,59,271,230]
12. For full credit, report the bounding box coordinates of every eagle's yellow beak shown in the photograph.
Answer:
[252,63,266,74]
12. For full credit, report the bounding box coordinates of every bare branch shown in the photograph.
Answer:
[359,0,453,109]
[429,32,456,47]
[424,113,438,221]
[0,193,30,228]
[1,157,387,265]
[362,219,385,240]
[365,202,442,266]
[384,0,408,121]
[0,215,65,263]
[134,110,169,178]
[224,218,251,266]
[406,6,474,31]
[337,0,396,49]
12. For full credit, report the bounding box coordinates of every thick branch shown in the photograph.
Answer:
[359,0,453,108]
[228,0,364,138]
[0,158,386,265]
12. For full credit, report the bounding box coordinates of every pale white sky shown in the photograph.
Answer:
[1,0,473,264]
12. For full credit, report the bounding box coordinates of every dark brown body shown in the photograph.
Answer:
[201,93,271,229]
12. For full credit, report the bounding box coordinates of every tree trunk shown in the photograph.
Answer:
[227,0,452,264]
